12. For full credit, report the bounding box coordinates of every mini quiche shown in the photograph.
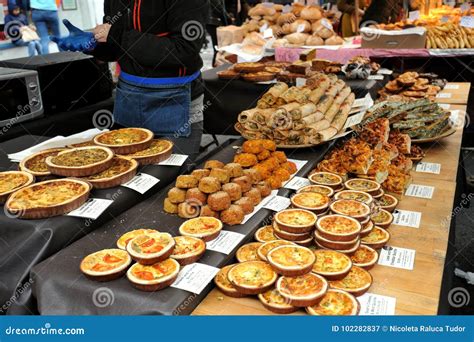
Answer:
[127,258,180,291]
[267,245,316,276]
[227,261,278,295]
[45,146,114,177]
[344,179,381,195]
[214,264,246,298]
[80,249,131,281]
[329,199,371,221]
[371,188,384,199]
[19,148,65,178]
[350,245,379,270]
[370,209,393,229]
[274,209,318,234]
[126,232,175,265]
[312,249,353,280]
[314,239,361,256]
[316,215,361,242]
[306,289,360,316]
[81,156,138,189]
[117,228,159,250]
[5,179,91,219]
[257,240,296,262]
[170,236,206,266]
[276,272,328,307]
[309,172,343,189]
[377,194,398,213]
[258,288,299,314]
[94,128,154,154]
[290,192,330,214]
[179,217,223,242]
[254,225,278,243]
[273,222,313,242]
[329,266,373,297]
[120,139,174,165]
[360,220,374,238]
[236,242,263,263]
[361,226,390,249]
[314,230,360,251]
[0,171,34,204]
[296,184,335,198]
[334,190,373,207]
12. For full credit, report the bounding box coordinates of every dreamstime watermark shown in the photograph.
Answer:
[3,202,27,219]
[93,109,115,130]
[173,293,198,315]
[360,20,381,42]
[0,104,32,136]
[173,100,212,138]
[4,20,22,40]
[450,111,470,131]
[181,21,204,41]
[5,323,85,336]
[448,287,470,308]
[0,278,34,314]
[92,287,115,308]
[441,192,474,228]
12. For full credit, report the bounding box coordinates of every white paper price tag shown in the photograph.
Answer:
[67,198,113,220]
[158,154,188,166]
[377,68,393,75]
[296,77,307,87]
[392,209,422,229]
[122,173,160,194]
[284,176,311,190]
[409,10,420,21]
[259,23,268,33]
[460,16,474,29]
[368,74,384,81]
[171,263,220,294]
[296,24,306,33]
[358,293,397,315]
[378,246,416,270]
[263,196,291,212]
[450,110,461,126]
[445,84,460,90]
[321,19,333,31]
[343,112,365,129]
[416,162,441,174]
[206,231,245,255]
[405,184,435,199]
[352,93,373,108]
[461,3,471,12]
[241,190,278,225]
[436,93,452,99]
[263,28,274,39]
[439,103,451,110]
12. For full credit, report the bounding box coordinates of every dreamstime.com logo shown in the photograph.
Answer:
[4,323,85,336]
[93,109,115,130]
[360,20,381,42]
[4,20,22,40]
[448,287,471,308]
[181,20,204,41]
[92,287,115,308]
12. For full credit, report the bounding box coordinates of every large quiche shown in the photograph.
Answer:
[120,139,174,165]
[127,258,180,292]
[81,156,138,189]
[116,228,159,250]
[179,217,223,242]
[127,232,175,265]
[227,261,278,295]
[329,266,373,297]
[214,264,246,298]
[312,249,353,280]
[236,242,263,263]
[19,148,65,178]
[258,288,299,314]
[274,209,318,234]
[0,171,35,204]
[316,214,361,242]
[170,236,206,266]
[94,128,154,154]
[276,272,328,307]
[267,245,316,277]
[80,249,131,281]
[306,289,360,316]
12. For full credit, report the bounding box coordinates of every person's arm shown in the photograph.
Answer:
[337,0,356,14]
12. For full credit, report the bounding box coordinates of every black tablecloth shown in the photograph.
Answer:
[203,65,388,135]
[28,139,334,315]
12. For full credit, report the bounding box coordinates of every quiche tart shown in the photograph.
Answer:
[294,236,314,247]
[127,258,180,291]
[377,194,398,213]
[242,72,275,83]
[371,188,384,199]
[296,184,335,198]
[360,220,374,238]
[236,242,263,263]
[120,139,174,165]
[116,228,159,250]
[258,288,298,314]
[126,232,175,265]
[361,226,390,249]
[80,249,131,281]
[290,192,330,214]
[267,245,316,276]
[306,289,360,316]
[45,146,114,177]
[315,239,361,256]
[257,240,296,262]
[0,171,34,204]
[314,230,360,251]
[170,236,206,266]
[82,156,138,189]
[312,249,352,280]
[350,245,378,270]
[273,222,313,242]
[334,190,373,207]
[214,264,246,298]
[344,179,381,195]
[254,225,278,243]
[370,209,393,229]
[19,148,65,178]
[94,128,154,154]
[68,141,96,148]
[316,215,361,242]
[274,209,318,234]
[330,199,371,221]
[179,217,223,242]
[233,62,265,73]
[5,179,91,219]
[276,272,328,307]
[309,172,343,189]
[329,266,373,297]
[227,261,278,295]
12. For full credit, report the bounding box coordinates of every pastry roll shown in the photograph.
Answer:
[186,188,207,206]
[207,191,232,211]
[178,201,200,219]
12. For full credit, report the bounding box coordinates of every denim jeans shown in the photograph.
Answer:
[13,39,42,56]
[31,9,60,54]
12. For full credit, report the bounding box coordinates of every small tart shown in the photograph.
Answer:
[82,156,138,189]
[309,172,343,189]
[377,194,398,212]
[314,230,359,251]
[170,236,206,266]
[68,141,96,148]
[236,242,263,263]
[267,245,316,276]
[214,264,246,298]
[294,236,314,247]
[350,245,378,270]
[370,209,393,229]
[0,171,35,204]
[227,261,278,295]
[296,184,335,197]
[126,232,175,265]
[291,192,330,213]
[277,272,328,307]
[45,146,114,177]
[329,266,373,297]
[19,148,65,177]
[371,188,384,199]
[330,199,371,221]
[274,209,318,234]
[334,190,373,206]
[360,220,374,238]
[315,239,361,256]
[241,72,275,82]
[361,226,390,249]
[94,128,154,154]
[312,249,352,280]
[120,139,173,165]
[127,258,180,291]
[306,289,360,316]
[257,240,296,261]
[80,249,131,281]
[344,178,381,195]
[316,214,361,242]
[254,225,278,243]
[258,288,299,314]
[117,229,159,250]
[233,62,265,73]
[179,217,223,242]
[273,222,312,242]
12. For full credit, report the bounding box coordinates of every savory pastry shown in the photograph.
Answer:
[19,148,65,177]
[233,62,266,74]
[170,236,206,266]
[0,171,35,204]
[360,220,374,238]
[256,181,272,197]
[82,157,138,189]
[207,191,232,212]
[329,266,373,297]
[220,204,245,226]
[167,187,186,204]
[274,168,291,182]
[127,258,180,291]
[257,240,296,262]
[267,245,316,277]
[234,197,255,215]
[185,188,207,206]
[316,215,361,242]
[254,225,278,243]
[198,177,222,194]
[236,242,263,263]
[243,169,262,184]
[344,179,381,195]
[191,169,211,180]
[258,289,299,314]
[308,172,343,189]
[227,261,278,295]
[257,150,271,161]
[94,128,154,154]
[370,209,393,229]
[361,226,390,249]
[116,228,158,250]
[179,217,223,242]
[243,188,262,206]
[312,249,353,280]
[234,153,258,168]
[224,163,244,178]
[178,202,200,219]
[242,72,275,83]
[276,273,328,307]
[126,232,175,265]
[121,139,173,165]
[217,69,240,80]
[200,205,219,219]
[232,176,252,193]
[163,198,179,214]
[291,192,330,214]
[176,175,199,189]
[306,289,360,316]
[334,190,373,207]
[80,249,131,282]
[377,194,398,213]
[214,264,246,298]
[274,209,318,234]
[222,183,242,201]
[314,230,360,251]
[266,175,283,190]
[204,160,225,169]
[330,199,371,222]
[296,184,334,197]
[350,245,378,270]
[209,168,231,184]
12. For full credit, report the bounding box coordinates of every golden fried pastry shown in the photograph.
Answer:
[186,188,207,206]
[257,150,271,161]
[234,153,258,167]
[260,157,280,171]
[234,197,255,215]
[232,175,252,193]
[176,175,198,189]
[280,161,297,174]
[178,201,200,219]
[191,169,210,180]
[163,198,178,214]
[271,151,287,163]
[199,177,221,194]
[244,188,262,206]
[204,160,225,169]
[200,205,220,219]
[224,163,244,178]
[256,181,272,197]
[222,183,242,202]
[261,140,276,152]
[267,175,282,190]
[242,140,265,154]
[253,164,272,179]
[244,169,262,184]
[207,191,232,211]
[209,168,231,184]
[220,205,245,226]
[167,187,186,204]
[274,168,291,182]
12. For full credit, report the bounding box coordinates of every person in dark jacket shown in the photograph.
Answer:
[4,3,42,56]
[337,0,366,37]
[361,0,402,26]
[53,0,209,163]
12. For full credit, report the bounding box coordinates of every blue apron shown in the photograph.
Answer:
[114,71,200,138]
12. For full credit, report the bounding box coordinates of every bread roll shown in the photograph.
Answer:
[167,187,186,204]
[285,32,309,45]
[222,183,243,201]
[290,19,311,33]
[305,35,324,46]
[199,177,221,194]
[241,44,264,55]
[325,35,344,46]
[191,169,210,180]
[273,38,289,48]
[224,163,244,178]
[243,31,266,46]
[232,176,253,193]
[209,168,231,184]
[300,6,322,21]
[244,188,262,206]
[234,197,255,215]
[220,205,245,226]
[164,198,178,214]
[176,175,198,189]
[186,188,207,206]
[204,160,225,169]
[208,191,232,211]
[312,20,334,39]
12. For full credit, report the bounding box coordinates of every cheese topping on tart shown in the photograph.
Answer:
[318,215,361,234]
[351,245,378,265]
[237,242,263,262]
[123,139,172,157]
[278,273,327,297]
[84,157,135,180]
[96,128,151,146]
[0,173,30,194]
[309,172,342,186]
[179,217,222,236]
[228,261,277,288]
[51,148,110,167]
[128,258,179,283]
[276,209,317,227]
[345,179,379,192]
[378,194,397,207]
[291,192,329,209]
[268,246,315,268]
[259,289,294,308]
[312,250,352,274]
[255,225,277,242]
[331,200,370,217]
[308,290,358,315]
[371,209,392,224]
[335,191,372,205]
[80,249,131,275]
[214,264,239,291]
[297,185,334,197]
[117,229,158,250]
[258,240,295,261]
[23,149,64,172]
[361,227,389,244]
[128,232,174,256]
[329,266,372,291]
[171,236,205,258]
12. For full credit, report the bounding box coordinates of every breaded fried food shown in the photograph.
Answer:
[244,169,262,184]
[260,157,280,171]
[257,150,271,161]
[168,187,186,204]
[280,161,297,174]
[220,205,245,226]
[163,198,178,214]
[224,163,244,178]
[176,175,198,189]
[267,175,283,190]
[222,183,243,201]
[207,191,232,211]
[191,169,210,180]
[234,197,255,215]
[209,168,231,184]
[261,139,277,152]
[204,160,225,169]
[198,177,221,194]
[232,175,252,192]
[274,168,291,182]
[271,151,288,163]
[234,153,258,167]
[242,140,265,154]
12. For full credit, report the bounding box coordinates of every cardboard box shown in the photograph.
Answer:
[360,27,427,49]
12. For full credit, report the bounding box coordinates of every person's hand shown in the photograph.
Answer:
[358,8,365,16]
[51,19,96,52]
[94,24,111,43]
